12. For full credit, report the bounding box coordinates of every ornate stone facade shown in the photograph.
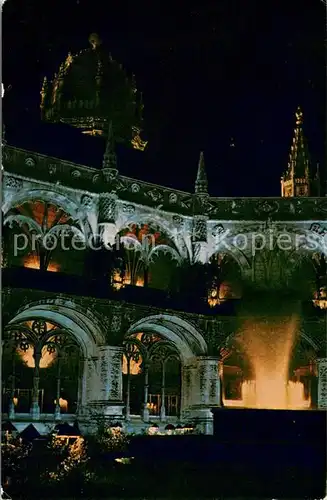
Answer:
[2,144,327,435]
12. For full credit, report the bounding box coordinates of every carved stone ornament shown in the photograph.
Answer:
[314,200,327,214]
[25,157,36,167]
[5,176,23,190]
[99,194,116,224]
[48,164,57,175]
[147,189,162,202]
[131,183,140,193]
[103,168,118,182]
[211,224,225,238]
[81,194,93,209]
[72,170,81,178]
[169,192,178,204]
[172,215,183,228]
[111,315,122,333]
[193,217,207,243]
[122,204,135,214]
[254,200,279,215]
[92,174,100,183]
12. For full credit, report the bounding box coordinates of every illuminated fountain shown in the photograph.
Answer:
[224,296,311,410]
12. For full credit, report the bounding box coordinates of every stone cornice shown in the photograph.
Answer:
[3,145,327,220]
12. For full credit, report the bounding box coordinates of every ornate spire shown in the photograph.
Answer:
[287,107,310,179]
[102,121,117,172]
[281,107,311,197]
[195,151,208,195]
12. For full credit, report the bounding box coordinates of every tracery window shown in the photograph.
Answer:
[114,223,181,289]
[3,200,84,273]
[207,253,242,307]
[122,332,181,421]
[2,320,81,418]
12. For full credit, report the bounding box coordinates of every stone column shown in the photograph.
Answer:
[8,346,16,420]
[160,360,167,422]
[142,362,150,422]
[77,356,98,433]
[30,348,41,420]
[54,354,62,420]
[197,357,221,406]
[181,356,221,435]
[317,358,327,409]
[88,346,124,420]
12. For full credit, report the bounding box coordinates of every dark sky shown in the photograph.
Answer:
[3,0,326,197]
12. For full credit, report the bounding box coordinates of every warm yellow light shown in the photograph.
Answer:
[122,354,142,375]
[313,299,327,309]
[112,271,144,290]
[223,314,311,410]
[17,344,57,369]
[147,402,157,412]
[54,397,68,412]
[238,379,310,410]
[208,289,221,308]
[23,255,59,272]
[313,288,327,309]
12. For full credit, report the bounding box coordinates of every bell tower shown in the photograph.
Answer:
[281,107,311,197]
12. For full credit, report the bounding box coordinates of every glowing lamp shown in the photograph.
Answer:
[148,423,159,435]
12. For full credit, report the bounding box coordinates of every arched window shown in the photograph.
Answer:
[3,200,85,274]
[2,320,82,419]
[207,252,242,307]
[115,223,181,289]
[122,333,181,421]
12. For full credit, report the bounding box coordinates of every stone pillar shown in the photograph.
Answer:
[76,357,87,416]
[198,357,221,406]
[30,349,41,420]
[88,346,124,421]
[317,358,327,409]
[181,356,221,435]
[142,362,150,422]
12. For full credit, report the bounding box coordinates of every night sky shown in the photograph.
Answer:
[3,0,326,197]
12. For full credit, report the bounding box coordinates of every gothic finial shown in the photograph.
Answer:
[195,151,208,195]
[89,33,102,50]
[281,106,310,197]
[295,106,303,126]
[102,121,117,171]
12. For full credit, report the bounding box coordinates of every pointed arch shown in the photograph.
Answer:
[6,299,106,358]
[3,188,81,222]
[208,244,251,277]
[126,314,207,363]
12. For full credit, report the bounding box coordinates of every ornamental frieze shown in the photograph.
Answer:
[3,145,327,222]
[254,199,279,215]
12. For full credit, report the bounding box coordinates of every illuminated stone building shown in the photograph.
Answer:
[2,36,327,435]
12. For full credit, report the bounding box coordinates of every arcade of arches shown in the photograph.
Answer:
[2,199,327,434]
[2,309,220,434]
[2,304,327,435]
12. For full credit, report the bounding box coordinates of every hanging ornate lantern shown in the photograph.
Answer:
[40,33,147,150]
